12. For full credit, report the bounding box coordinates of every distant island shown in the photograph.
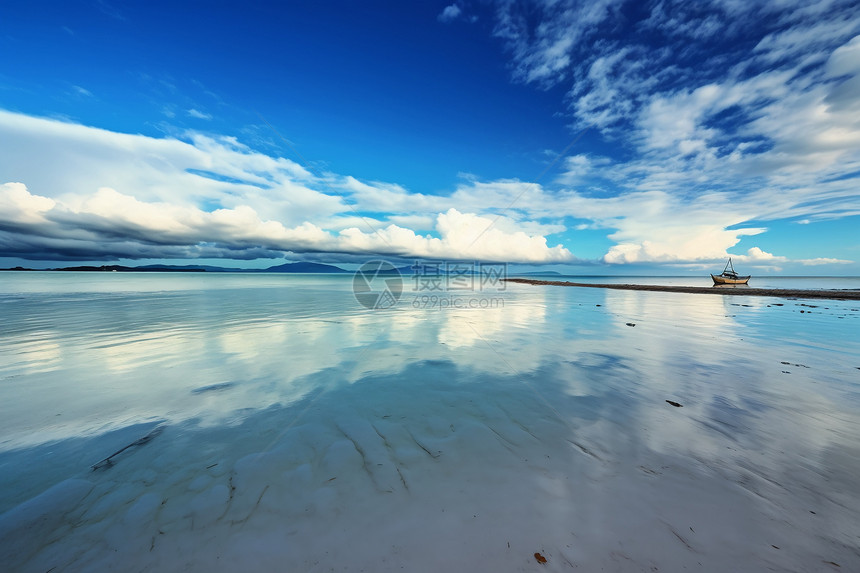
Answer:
[0,262,506,275]
[0,262,351,273]
[0,262,426,274]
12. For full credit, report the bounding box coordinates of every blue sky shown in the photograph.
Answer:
[1,0,858,273]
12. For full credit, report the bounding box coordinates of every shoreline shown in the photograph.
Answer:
[504,277,860,300]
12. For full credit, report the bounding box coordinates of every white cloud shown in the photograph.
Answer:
[0,182,572,263]
[754,15,859,65]
[737,246,781,263]
[337,209,572,263]
[0,111,571,264]
[187,108,212,120]
[494,0,623,86]
[438,4,462,23]
[0,182,55,225]
[601,214,765,265]
[730,247,851,267]
[555,154,612,185]
[384,214,436,232]
[479,1,860,266]
[798,257,852,265]
[826,34,860,77]
[71,85,93,97]
[6,0,860,273]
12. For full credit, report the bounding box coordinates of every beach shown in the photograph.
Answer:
[1,273,859,571]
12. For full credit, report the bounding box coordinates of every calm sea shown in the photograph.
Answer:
[1,271,859,571]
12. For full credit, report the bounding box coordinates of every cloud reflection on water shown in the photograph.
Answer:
[1,274,859,570]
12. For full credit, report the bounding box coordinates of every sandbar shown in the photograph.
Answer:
[505,277,860,300]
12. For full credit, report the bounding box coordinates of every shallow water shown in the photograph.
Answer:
[1,272,859,571]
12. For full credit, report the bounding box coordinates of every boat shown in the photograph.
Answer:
[711,258,750,285]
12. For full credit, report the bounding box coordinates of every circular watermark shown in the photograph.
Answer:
[353,260,403,309]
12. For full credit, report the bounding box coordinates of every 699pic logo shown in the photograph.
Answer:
[352,260,403,309]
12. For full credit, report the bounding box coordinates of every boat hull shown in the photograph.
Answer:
[711,274,750,285]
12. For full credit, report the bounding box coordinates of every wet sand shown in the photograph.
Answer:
[505,278,860,300]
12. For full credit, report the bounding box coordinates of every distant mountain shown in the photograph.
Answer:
[137,264,224,272]
[260,262,348,273]
[516,271,562,276]
[1,262,526,275]
[56,265,206,272]
[1,262,352,273]
[374,265,415,275]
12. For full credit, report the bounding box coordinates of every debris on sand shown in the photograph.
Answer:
[92,425,166,470]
